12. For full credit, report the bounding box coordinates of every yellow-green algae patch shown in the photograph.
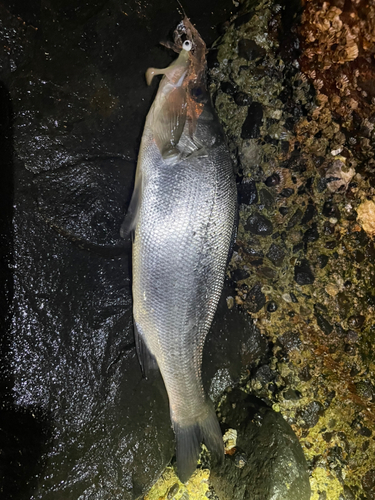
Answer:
[144,468,210,500]
[310,467,342,500]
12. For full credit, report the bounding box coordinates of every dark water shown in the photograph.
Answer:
[0,1,241,499]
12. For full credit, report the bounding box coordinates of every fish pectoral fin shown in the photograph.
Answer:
[134,322,159,379]
[153,86,187,160]
[178,133,207,159]
[182,146,208,160]
[120,170,143,239]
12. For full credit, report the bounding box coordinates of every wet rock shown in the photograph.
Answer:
[241,102,263,139]
[10,201,175,500]
[284,388,302,400]
[267,301,278,312]
[245,212,273,236]
[316,314,333,335]
[278,331,301,352]
[303,224,319,244]
[231,268,250,281]
[298,401,325,428]
[238,178,258,205]
[322,432,334,442]
[265,173,280,187]
[322,201,340,219]
[221,81,236,95]
[294,259,315,285]
[205,286,269,384]
[354,250,365,263]
[279,206,289,216]
[234,92,252,106]
[352,229,369,247]
[317,254,329,269]
[357,425,372,437]
[258,266,277,280]
[247,283,266,313]
[290,292,298,303]
[255,365,275,384]
[238,39,267,61]
[301,204,315,225]
[287,208,303,228]
[267,243,285,267]
[317,178,327,192]
[325,240,337,249]
[280,187,294,198]
[211,390,311,500]
[259,188,275,208]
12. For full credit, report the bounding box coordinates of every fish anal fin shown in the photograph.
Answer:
[134,322,158,379]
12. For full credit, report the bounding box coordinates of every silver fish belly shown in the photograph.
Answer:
[122,18,237,483]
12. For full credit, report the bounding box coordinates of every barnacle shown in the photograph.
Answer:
[307,69,316,79]
[223,428,237,453]
[325,159,355,192]
[299,0,375,137]
[344,42,358,61]
[336,75,349,91]
[313,78,324,90]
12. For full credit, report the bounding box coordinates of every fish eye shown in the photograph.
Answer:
[182,40,192,52]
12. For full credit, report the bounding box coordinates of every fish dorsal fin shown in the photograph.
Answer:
[120,169,143,239]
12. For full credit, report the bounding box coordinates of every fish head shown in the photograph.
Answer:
[173,17,207,93]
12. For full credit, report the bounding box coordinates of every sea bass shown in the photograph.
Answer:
[121,17,237,482]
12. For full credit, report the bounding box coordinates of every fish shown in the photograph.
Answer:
[121,17,237,482]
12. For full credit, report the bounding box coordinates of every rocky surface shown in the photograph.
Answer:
[207,0,375,498]
[211,389,311,500]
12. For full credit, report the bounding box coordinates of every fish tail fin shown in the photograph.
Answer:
[173,401,223,483]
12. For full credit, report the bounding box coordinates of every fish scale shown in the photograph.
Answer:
[122,17,236,483]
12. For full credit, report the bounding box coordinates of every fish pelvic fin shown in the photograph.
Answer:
[134,321,159,379]
[120,170,143,239]
[173,401,223,483]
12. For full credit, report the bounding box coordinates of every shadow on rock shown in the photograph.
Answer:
[211,389,311,500]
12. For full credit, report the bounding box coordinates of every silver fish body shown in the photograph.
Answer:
[122,18,236,482]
